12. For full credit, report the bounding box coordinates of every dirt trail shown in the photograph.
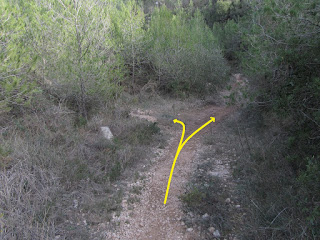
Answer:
[110,104,235,240]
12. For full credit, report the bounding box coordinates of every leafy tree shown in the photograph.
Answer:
[147,6,229,94]
[234,0,320,237]
[111,0,146,85]
[0,1,39,114]
[38,0,124,118]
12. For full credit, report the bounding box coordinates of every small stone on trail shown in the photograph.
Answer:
[208,227,215,233]
[99,223,106,228]
[100,126,113,140]
[202,213,209,219]
[213,229,221,237]
[235,204,241,208]
[225,198,231,203]
[187,228,193,232]
[73,199,78,208]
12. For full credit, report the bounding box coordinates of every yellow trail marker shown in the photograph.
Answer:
[164,117,215,204]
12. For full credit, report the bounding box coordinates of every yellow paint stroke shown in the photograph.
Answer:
[164,117,215,204]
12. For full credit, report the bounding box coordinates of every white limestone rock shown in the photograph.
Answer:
[101,126,113,140]
[213,230,221,237]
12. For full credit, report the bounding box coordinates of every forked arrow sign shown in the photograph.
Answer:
[164,117,215,204]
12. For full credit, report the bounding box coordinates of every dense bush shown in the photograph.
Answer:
[213,0,320,237]
[204,0,320,237]
[34,0,126,118]
[0,1,39,113]
[147,6,229,95]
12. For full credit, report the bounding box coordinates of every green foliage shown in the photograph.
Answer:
[202,0,247,27]
[180,187,204,208]
[213,19,241,60]
[238,0,320,167]
[111,0,146,85]
[74,116,88,128]
[0,144,12,158]
[218,0,320,237]
[0,1,39,113]
[32,0,125,117]
[110,161,122,182]
[147,6,229,94]
[298,156,320,235]
[119,122,160,146]
[216,0,233,15]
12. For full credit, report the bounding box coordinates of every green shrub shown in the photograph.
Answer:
[180,187,204,208]
[0,1,39,114]
[147,6,229,94]
[110,161,122,182]
[229,0,320,236]
[213,19,241,60]
[119,122,160,146]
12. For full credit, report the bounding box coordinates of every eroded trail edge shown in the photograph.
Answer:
[110,105,235,240]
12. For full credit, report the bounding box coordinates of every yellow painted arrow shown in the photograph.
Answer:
[164,117,215,204]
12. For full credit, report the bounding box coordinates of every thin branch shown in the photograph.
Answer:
[300,110,320,128]
[270,207,288,226]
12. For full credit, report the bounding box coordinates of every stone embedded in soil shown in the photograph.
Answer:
[213,229,221,237]
[187,228,193,232]
[208,227,215,233]
[100,126,113,139]
[73,199,78,208]
[225,198,231,203]
[202,213,209,219]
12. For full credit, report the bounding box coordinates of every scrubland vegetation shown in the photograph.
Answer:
[181,0,320,239]
[0,0,319,239]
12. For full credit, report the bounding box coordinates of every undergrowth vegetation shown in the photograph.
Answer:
[147,6,229,94]
[232,108,319,239]
[0,96,164,239]
[206,0,320,238]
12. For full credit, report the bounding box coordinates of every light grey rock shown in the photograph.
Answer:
[225,198,231,203]
[202,213,209,219]
[73,199,78,208]
[208,227,215,233]
[213,230,221,237]
[101,126,113,140]
[186,228,193,232]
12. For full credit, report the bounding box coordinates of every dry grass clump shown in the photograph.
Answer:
[0,93,166,239]
[0,138,59,240]
[231,108,315,239]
